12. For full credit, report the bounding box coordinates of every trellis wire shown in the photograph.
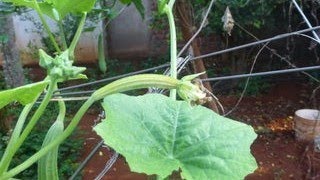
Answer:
[69,140,104,180]
[94,152,119,180]
[50,25,320,95]
[292,0,320,42]
[55,63,170,92]
[190,25,320,61]
[223,42,270,116]
[223,20,320,116]
[202,65,320,82]
[48,65,320,101]
[235,22,320,83]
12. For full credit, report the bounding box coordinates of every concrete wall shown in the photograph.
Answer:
[0,1,166,65]
[0,11,101,66]
[108,0,153,59]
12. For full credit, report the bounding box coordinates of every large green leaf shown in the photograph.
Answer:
[0,81,48,109]
[4,0,95,19]
[94,94,257,179]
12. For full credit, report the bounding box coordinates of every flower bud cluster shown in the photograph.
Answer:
[39,49,86,81]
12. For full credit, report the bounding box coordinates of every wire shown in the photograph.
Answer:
[190,25,320,61]
[53,90,94,97]
[235,22,320,83]
[202,65,320,82]
[47,65,320,100]
[69,140,105,180]
[49,26,320,94]
[55,63,170,93]
[39,27,320,101]
[292,0,320,42]
[94,152,119,180]
[223,42,270,116]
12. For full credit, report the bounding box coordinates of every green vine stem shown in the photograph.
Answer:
[164,3,177,99]
[0,103,34,173]
[57,98,66,123]
[92,74,180,100]
[69,12,87,61]
[0,74,187,179]
[58,19,68,50]
[168,0,176,9]
[53,83,66,123]
[0,80,57,174]
[32,0,61,54]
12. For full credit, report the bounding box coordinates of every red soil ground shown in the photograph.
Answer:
[78,82,320,180]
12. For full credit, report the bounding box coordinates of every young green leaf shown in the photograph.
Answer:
[39,49,54,69]
[49,0,96,19]
[4,0,96,20]
[3,0,54,19]
[157,0,168,14]
[119,0,131,4]
[0,81,49,109]
[94,93,257,179]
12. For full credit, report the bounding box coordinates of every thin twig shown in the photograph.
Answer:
[177,0,215,57]
[223,42,271,116]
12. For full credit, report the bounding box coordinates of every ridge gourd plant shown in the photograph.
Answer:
[0,0,257,179]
